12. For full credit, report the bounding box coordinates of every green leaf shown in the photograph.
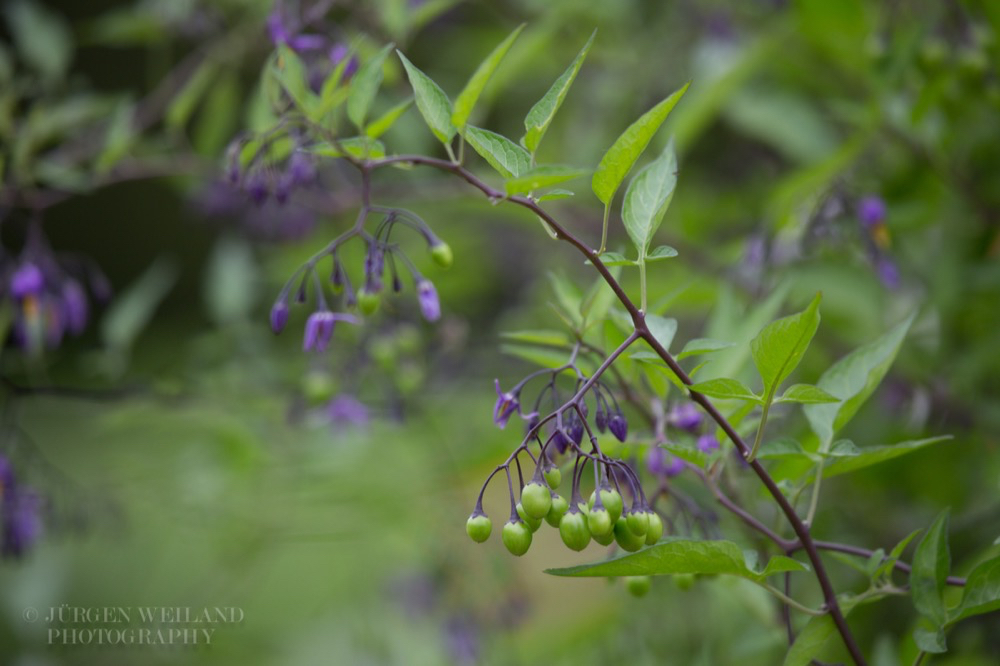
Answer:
[305,137,386,160]
[776,384,840,404]
[545,537,807,583]
[100,258,178,352]
[805,312,915,446]
[166,59,218,130]
[537,189,574,202]
[814,436,952,480]
[825,440,860,457]
[523,30,595,154]
[677,338,735,360]
[784,596,861,666]
[689,378,761,403]
[452,24,524,130]
[347,43,394,130]
[505,165,587,196]
[316,47,356,117]
[204,235,256,325]
[499,329,571,347]
[500,344,579,373]
[580,266,622,326]
[365,97,413,139]
[464,126,531,179]
[912,510,951,628]
[397,51,456,145]
[647,245,678,262]
[620,139,677,256]
[591,82,689,205]
[645,314,677,353]
[913,627,947,653]
[750,293,821,400]
[756,438,815,461]
[630,352,687,391]
[547,272,583,328]
[95,100,135,174]
[950,553,1000,622]
[874,529,923,581]
[586,251,632,267]
[273,45,317,116]
[4,0,73,82]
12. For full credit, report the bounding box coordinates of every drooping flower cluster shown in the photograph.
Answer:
[225,134,319,209]
[645,401,720,480]
[857,194,900,289]
[0,455,44,559]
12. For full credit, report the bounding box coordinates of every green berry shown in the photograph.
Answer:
[588,488,623,523]
[521,482,552,520]
[626,510,649,537]
[625,576,651,598]
[614,516,645,552]
[587,507,613,537]
[543,466,561,490]
[545,494,569,527]
[466,514,492,543]
[592,529,616,546]
[673,573,695,590]
[559,510,591,552]
[645,511,664,545]
[516,503,542,533]
[502,520,532,556]
[301,372,335,404]
[430,242,453,268]
[357,287,380,315]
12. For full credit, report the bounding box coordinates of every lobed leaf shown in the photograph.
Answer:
[646,244,679,262]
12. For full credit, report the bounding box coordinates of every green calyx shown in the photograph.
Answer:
[625,575,651,598]
[502,520,532,556]
[645,511,664,545]
[545,494,569,527]
[614,516,645,552]
[466,513,492,543]
[521,481,552,520]
[559,510,591,552]
[516,502,543,532]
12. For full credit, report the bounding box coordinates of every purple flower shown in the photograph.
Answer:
[594,407,607,433]
[608,413,628,443]
[417,280,440,322]
[567,413,584,445]
[246,170,269,206]
[267,10,326,52]
[550,429,569,455]
[328,395,369,428]
[669,403,702,432]
[61,280,88,334]
[329,44,360,79]
[0,456,43,559]
[696,434,720,453]
[493,380,519,429]
[646,447,685,478]
[287,152,316,185]
[858,195,886,228]
[875,256,900,289]
[270,301,289,334]
[10,263,44,299]
[302,312,334,352]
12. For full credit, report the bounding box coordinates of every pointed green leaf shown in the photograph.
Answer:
[784,596,862,666]
[545,537,807,582]
[305,137,386,160]
[585,251,632,267]
[913,627,947,653]
[500,344,576,372]
[592,82,689,205]
[167,59,218,129]
[397,51,456,145]
[751,293,821,400]
[689,378,762,403]
[950,553,1000,622]
[677,338,735,360]
[505,165,587,196]
[621,139,677,256]
[537,189,574,202]
[272,45,317,116]
[452,24,524,130]
[776,384,840,404]
[646,314,677,352]
[547,272,583,327]
[347,43,394,129]
[316,47,356,117]
[499,329,571,347]
[825,440,860,457]
[464,126,531,179]
[523,30,595,154]
[912,510,951,628]
[580,266,622,326]
[805,312,916,446]
[647,245,678,262]
[874,529,923,581]
[365,97,413,139]
[807,436,952,481]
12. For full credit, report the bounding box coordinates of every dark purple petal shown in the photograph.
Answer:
[10,263,44,299]
[594,408,607,433]
[270,301,289,334]
[646,447,685,478]
[493,380,519,429]
[608,413,628,442]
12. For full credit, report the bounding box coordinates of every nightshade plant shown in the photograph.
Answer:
[244,22,997,666]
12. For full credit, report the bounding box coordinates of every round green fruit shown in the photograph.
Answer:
[543,466,561,490]
[645,512,664,545]
[466,514,492,543]
[614,517,645,552]
[502,520,532,556]
[592,529,615,546]
[559,510,591,552]
[301,372,335,404]
[521,482,552,520]
[588,488,623,523]
[673,573,695,590]
[431,242,453,268]
[545,494,569,527]
[625,575,651,598]
[587,508,613,537]
[516,503,542,533]
[357,288,380,315]
[626,510,649,537]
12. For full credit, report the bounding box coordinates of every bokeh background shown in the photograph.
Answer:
[1,0,999,664]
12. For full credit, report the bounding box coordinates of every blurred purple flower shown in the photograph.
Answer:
[329,44,360,79]
[0,456,43,559]
[270,301,289,334]
[493,380,518,429]
[608,413,628,442]
[669,403,702,432]
[10,263,44,299]
[858,195,886,228]
[646,447,685,478]
[328,395,369,428]
[696,434,720,453]
[416,281,441,322]
[876,256,900,289]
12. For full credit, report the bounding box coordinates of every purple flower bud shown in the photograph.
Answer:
[858,195,886,228]
[274,174,293,205]
[876,256,900,289]
[328,395,369,428]
[550,429,569,455]
[270,301,290,334]
[493,380,519,429]
[417,280,440,322]
[303,311,336,352]
[646,447,685,478]
[61,280,88,335]
[288,152,316,186]
[594,408,607,433]
[608,413,628,443]
[696,434,720,453]
[669,403,702,432]
[568,414,584,445]
[10,263,44,299]
[267,10,290,45]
